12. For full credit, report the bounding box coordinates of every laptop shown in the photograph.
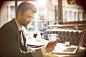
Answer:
[51,29,86,54]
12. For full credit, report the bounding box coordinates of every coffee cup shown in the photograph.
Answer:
[65,41,70,46]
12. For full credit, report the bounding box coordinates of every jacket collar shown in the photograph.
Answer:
[15,19,22,31]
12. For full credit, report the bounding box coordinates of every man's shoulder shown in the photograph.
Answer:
[0,19,15,31]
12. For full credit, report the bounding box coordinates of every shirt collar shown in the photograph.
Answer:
[15,19,22,31]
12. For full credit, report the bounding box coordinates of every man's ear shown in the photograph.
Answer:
[18,10,22,16]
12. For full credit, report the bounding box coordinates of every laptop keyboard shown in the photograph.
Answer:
[63,48,76,52]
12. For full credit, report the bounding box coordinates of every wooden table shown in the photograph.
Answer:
[44,48,86,57]
[26,39,86,57]
[44,43,86,57]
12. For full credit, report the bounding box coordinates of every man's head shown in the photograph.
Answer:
[16,2,37,17]
[16,2,37,27]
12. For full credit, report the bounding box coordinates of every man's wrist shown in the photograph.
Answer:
[41,46,47,55]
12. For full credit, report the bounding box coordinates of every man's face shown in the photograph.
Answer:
[19,9,34,27]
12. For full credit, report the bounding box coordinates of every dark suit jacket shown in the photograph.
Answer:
[0,19,43,57]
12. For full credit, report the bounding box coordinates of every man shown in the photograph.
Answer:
[0,2,60,57]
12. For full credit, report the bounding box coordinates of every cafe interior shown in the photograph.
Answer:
[0,0,86,57]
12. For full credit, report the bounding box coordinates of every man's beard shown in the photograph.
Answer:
[20,20,30,27]
[22,24,27,27]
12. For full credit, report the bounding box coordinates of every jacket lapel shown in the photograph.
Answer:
[11,19,21,40]
[11,19,26,46]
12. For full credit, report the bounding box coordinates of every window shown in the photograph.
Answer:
[62,0,86,23]
[10,6,15,19]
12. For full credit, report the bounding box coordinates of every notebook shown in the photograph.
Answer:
[52,29,86,54]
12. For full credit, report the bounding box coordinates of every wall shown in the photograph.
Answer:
[0,1,15,27]
[0,1,8,27]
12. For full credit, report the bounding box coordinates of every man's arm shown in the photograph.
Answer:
[45,38,60,53]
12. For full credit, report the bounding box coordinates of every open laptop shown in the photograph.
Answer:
[51,29,86,54]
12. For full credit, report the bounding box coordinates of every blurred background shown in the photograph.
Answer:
[0,0,86,38]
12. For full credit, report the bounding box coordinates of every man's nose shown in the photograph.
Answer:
[28,19,31,22]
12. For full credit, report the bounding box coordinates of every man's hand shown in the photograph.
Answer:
[45,38,60,53]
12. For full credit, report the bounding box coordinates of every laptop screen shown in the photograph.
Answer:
[81,31,86,47]
[78,29,86,48]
